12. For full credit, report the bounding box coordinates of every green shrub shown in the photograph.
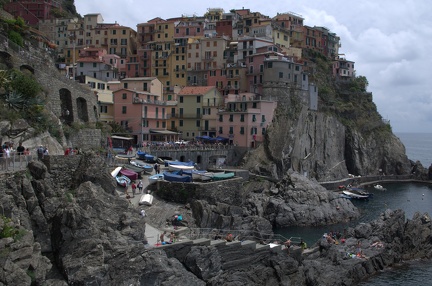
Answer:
[8,30,23,47]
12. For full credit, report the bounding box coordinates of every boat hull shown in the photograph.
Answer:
[148,174,164,184]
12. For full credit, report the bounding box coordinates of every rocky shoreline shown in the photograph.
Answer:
[0,154,431,285]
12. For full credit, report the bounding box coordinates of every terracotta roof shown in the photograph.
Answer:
[178,86,216,95]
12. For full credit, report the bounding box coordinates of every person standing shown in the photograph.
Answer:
[131,182,137,198]
[154,163,158,174]
[37,145,44,160]
[157,163,161,174]
[137,180,143,193]
[16,143,25,155]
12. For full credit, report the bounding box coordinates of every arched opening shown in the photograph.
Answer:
[196,155,202,164]
[76,97,89,122]
[59,88,73,125]
[0,51,14,69]
[19,64,34,74]
[179,155,185,162]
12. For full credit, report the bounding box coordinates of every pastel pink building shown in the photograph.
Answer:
[332,56,355,81]
[113,89,179,145]
[217,93,277,147]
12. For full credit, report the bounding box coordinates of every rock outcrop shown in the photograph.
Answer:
[241,88,412,182]
[0,155,431,285]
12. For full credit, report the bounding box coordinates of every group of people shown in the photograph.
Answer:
[64,147,79,156]
[0,142,31,170]
[159,231,177,245]
[127,180,144,198]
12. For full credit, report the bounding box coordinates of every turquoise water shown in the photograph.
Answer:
[277,133,432,285]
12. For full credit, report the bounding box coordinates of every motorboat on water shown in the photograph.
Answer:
[342,188,373,200]
[374,184,387,191]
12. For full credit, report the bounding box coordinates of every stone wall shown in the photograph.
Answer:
[68,128,102,150]
[0,35,99,125]
[41,154,82,189]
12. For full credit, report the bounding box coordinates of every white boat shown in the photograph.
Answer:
[111,166,122,178]
[139,194,154,206]
[374,184,387,191]
[168,164,195,171]
[148,173,164,185]
[342,190,370,200]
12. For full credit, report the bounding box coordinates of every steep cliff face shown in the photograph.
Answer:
[242,86,411,181]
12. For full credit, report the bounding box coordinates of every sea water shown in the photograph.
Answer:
[276,132,432,285]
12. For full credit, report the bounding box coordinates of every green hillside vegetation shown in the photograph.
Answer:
[307,50,392,137]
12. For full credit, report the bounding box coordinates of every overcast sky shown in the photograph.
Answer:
[75,0,432,133]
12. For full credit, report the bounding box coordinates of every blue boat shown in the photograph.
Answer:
[163,171,192,183]
[116,175,131,187]
[136,150,147,160]
[143,154,156,163]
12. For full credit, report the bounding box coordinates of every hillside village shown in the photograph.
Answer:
[3,1,356,148]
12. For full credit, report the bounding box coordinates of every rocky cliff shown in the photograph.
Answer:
[0,155,430,285]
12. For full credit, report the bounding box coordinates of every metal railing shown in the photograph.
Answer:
[0,153,32,173]
[186,227,301,244]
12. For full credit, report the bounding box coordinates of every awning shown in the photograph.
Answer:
[150,129,180,135]
[111,135,133,140]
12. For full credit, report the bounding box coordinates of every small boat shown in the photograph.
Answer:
[347,187,373,198]
[183,169,209,181]
[116,175,131,187]
[139,194,154,206]
[136,150,147,160]
[342,190,370,200]
[123,164,144,174]
[130,160,154,173]
[143,154,156,163]
[148,173,164,184]
[168,164,195,171]
[165,160,195,167]
[111,166,122,178]
[339,193,353,199]
[120,168,138,181]
[163,171,192,183]
[209,172,235,181]
[374,184,387,191]
[115,153,135,159]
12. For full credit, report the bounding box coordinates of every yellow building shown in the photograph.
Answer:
[176,86,223,140]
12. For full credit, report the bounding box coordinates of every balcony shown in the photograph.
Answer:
[170,113,202,119]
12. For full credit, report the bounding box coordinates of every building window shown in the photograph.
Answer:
[179,96,183,103]
[279,72,283,78]
[240,127,245,134]
[124,83,128,88]
[122,93,127,99]
[197,96,201,103]
[219,127,223,134]
[179,120,183,126]
[229,114,233,122]
[252,115,256,122]
[261,115,266,122]
[196,120,200,127]
[229,126,234,134]
[122,106,127,114]
[219,115,223,122]
[262,128,266,135]
[93,63,97,67]
[240,114,244,122]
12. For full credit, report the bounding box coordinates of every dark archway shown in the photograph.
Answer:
[196,155,202,164]
[19,64,34,74]
[179,155,185,162]
[0,51,14,69]
[76,97,89,122]
[59,88,73,125]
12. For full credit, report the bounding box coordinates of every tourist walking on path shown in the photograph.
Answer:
[131,182,137,197]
